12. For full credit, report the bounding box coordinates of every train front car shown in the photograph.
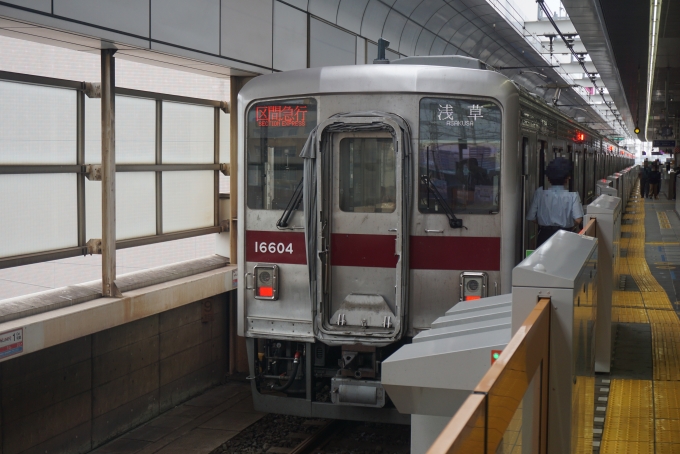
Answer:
[237,60,519,421]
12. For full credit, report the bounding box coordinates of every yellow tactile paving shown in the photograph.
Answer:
[652,324,680,381]
[612,291,646,308]
[600,440,654,454]
[574,375,595,454]
[658,211,672,229]
[603,380,654,452]
[655,443,680,454]
[602,189,680,451]
[612,306,649,323]
[647,309,680,325]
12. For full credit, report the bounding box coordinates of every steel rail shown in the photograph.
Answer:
[289,420,341,454]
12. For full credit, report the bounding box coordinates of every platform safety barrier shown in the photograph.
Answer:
[426,298,550,454]
[427,218,603,454]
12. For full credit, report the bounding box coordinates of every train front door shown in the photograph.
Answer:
[318,129,405,340]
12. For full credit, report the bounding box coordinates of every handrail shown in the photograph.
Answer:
[579,218,597,237]
[427,298,551,454]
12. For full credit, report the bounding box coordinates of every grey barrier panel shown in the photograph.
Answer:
[512,230,598,454]
[586,194,622,373]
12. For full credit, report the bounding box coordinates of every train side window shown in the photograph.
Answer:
[418,97,502,214]
[245,98,317,210]
[338,138,396,213]
[539,141,546,187]
[522,137,529,175]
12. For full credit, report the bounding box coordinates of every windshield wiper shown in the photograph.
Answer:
[421,175,465,229]
[276,178,303,229]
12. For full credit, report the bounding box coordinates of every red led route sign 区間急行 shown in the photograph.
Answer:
[256,105,308,127]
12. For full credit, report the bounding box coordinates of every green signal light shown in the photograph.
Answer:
[492,352,500,360]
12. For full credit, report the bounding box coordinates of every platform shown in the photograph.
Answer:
[597,190,680,453]
[92,381,262,454]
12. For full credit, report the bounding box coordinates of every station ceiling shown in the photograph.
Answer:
[567,0,679,142]
[1,0,674,143]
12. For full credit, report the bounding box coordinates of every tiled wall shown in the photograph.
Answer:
[0,295,228,453]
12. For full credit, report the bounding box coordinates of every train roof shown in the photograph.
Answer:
[238,63,518,109]
[239,62,630,157]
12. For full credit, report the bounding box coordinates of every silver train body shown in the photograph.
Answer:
[236,58,634,422]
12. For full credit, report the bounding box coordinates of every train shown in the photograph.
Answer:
[236,55,634,421]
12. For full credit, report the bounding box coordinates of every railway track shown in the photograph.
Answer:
[213,413,409,454]
[269,419,340,454]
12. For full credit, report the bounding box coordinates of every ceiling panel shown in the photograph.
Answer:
[410,0,447,26]
[414,29,437,55]
[336,0,370,34]
[382,9,408,46]
[398,20,423,55]
[360,0,391,42]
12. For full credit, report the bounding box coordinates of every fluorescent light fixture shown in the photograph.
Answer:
[645,0,663,140]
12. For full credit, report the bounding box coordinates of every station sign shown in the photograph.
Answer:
[0,328,23,359]
[653,140,676,147]
[256,104,308,127]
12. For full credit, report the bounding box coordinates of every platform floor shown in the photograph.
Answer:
[91,381,264,454]
[599,188,680,454]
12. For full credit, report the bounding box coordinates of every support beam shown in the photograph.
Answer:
[77,91,86,248]
[155,100,163,236]
[228,76,253,375]
[101,49,121,298]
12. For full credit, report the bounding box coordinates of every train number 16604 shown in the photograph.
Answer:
[255,242,294,254]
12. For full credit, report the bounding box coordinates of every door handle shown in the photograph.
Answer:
[387,228,397,232]
[425,229,444,233]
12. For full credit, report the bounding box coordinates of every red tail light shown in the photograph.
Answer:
[258,286,273,297]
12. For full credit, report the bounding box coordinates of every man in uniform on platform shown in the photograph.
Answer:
[527,157,584,247]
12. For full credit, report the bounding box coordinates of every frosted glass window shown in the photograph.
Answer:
[162,171,214,232]
[162,102,214,164]
[0,81,76,164]
[85,173,156,240]
[85,96,101,164]
[85,96,156,164]
[220,110,230,164]
[116,96,156,164]
[0,174,77,257]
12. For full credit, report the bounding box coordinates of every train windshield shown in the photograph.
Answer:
[418,97,502,214]
[246,98,317,210]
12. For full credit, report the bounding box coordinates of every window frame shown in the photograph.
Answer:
[244,96,318,211]
[417,95,504,215]
[337,135,397,214]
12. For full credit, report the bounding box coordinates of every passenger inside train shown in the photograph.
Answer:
[527,157,585,246]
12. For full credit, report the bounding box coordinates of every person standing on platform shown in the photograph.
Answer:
[639,162,650,198]
[649,164,661,200]
[527,157,584,247]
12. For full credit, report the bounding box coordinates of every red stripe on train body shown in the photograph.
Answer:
[410,236,501,271]
[246,230,500,271]
[330,234,398,268]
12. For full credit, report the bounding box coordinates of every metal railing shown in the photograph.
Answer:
[0,69,229,271]
[427,298,550,454]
